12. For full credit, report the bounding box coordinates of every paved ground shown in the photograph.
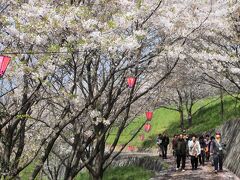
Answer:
[150,155,240,180]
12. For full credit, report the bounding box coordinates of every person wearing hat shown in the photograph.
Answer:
[210,132,226,173]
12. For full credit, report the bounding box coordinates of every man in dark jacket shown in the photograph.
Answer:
[162,133,169,159]
[176,133,187,171]
[210,132,226,173]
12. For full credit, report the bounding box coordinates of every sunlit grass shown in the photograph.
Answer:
[107,95,240,148]
[77,166,154,180]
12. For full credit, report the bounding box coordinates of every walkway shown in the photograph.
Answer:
[116,151,240,179]
[151,155,240,180]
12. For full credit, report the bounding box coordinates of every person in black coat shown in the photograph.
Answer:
[175,133,188,171]
[209,136,215,166]
[162,133,169,159]
[199,135,207,166]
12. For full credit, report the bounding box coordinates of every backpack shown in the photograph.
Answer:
[157,138,162,145]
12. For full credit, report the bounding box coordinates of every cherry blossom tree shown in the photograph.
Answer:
[0,0,237,180]
[189,1,240,98]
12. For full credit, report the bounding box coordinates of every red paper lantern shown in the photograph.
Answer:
[144,123,151,132]
[127,145,135,151]
[146,111,153,121]
[0,56,11,77]
[139,134,145,141]
[127,77,136,88]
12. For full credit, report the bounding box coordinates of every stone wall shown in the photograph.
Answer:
[218,119,240,177]
[111,153,163,172]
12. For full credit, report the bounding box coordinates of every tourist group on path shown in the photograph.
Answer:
[157,132,226,173]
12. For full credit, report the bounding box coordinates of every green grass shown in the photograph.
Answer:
[77,166,154,180]
[19,164,35,180]
[107,107,179,147]
[107,95,240,148]
[21,165,154,180]
[20,163,46,180]
[184,96,240,134]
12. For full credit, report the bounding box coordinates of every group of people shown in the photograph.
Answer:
[157,132,226,173]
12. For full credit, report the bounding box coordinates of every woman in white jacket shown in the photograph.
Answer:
[188,135,201,170]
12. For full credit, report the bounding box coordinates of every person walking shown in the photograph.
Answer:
[172,134,178,157]
[162,133,169,159]
[156,134,163,157]
[204,134,211,161]
[210,132,226,173]
[188,135,201,170]
[175,133,187,171]
[199,135,207,166]
[184,133,190,159]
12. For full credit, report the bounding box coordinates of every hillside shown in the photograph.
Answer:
[107,95,240,148]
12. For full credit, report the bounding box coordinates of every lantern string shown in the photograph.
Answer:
[0,50,86,55]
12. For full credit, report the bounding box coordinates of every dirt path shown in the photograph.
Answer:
[150,155,240,180]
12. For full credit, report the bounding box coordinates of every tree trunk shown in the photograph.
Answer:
[89,127,105,180]
[177,89,184,130]
[88,156,104,180]
[188,114,192,127]
[1,128,13,176]
[179,110,184,130]
[187,105,193,127]
[220,87,224,121]
[90,171,104,180]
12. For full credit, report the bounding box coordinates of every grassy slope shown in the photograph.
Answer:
[107,95,240,148]
[77,166,154,180]
[21,166,154,180]
[107,107,180,147]
[20,163,45,180]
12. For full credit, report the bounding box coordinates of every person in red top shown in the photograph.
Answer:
[172,134,178,157]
